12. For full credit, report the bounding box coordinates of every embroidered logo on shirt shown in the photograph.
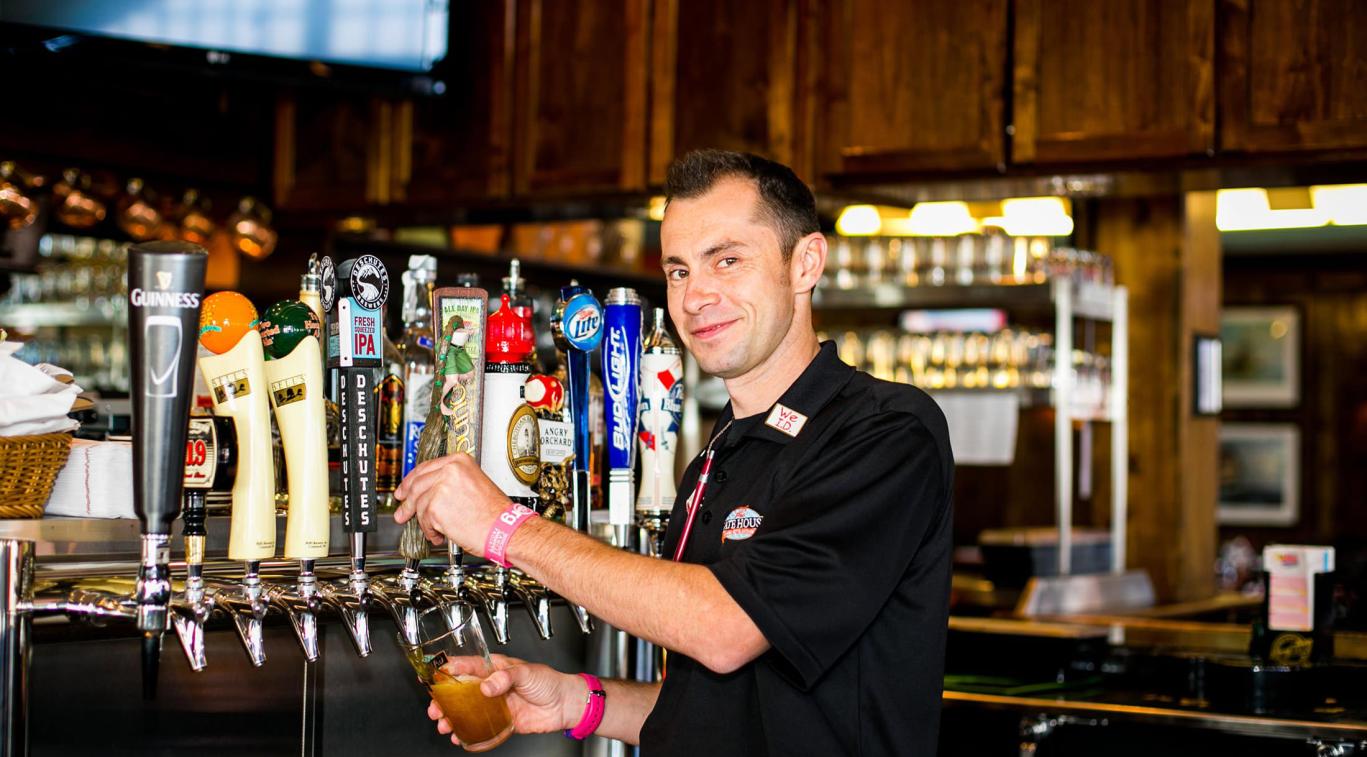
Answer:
[765,403,808,437]
[722,506,764,542]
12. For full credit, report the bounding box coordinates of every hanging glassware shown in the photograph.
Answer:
[53,168,107,229]
[228,196,278,259]
[116,178,164,241]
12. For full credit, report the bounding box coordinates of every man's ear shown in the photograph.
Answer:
[790,233,827,295]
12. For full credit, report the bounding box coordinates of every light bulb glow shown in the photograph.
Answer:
[835,205,883,236]
[906,202,978,236]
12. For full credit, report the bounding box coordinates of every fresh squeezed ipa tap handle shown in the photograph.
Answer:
[128,240,207,698]
[327,256,389,584]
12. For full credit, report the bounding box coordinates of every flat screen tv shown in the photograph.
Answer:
[0,0,449,73]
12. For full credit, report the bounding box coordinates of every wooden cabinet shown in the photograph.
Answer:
[1220,0,1367,154]
[400,0,517,204]
[1012,0,1215,164]
[511,0,649,196]
[273,91,386,212]
[649,0,805,184]
[814,0,1009,177]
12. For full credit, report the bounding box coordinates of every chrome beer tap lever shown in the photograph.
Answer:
[266,560,323,662]
[508,572,554,641]
[208,560,268,667]
[370,569,443,647]
[169,573,215,672]
[317,549,374,658]
[467,566,514,645]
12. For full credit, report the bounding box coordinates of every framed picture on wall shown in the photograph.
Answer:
[1218,423,1300,526]
[1220,306,1300,407]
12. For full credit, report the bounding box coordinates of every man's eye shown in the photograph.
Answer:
[666,268,688,281]
[717,257,738,268]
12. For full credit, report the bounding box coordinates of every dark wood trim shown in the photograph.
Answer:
[1013,0,1216,164]
[648,0,680,185]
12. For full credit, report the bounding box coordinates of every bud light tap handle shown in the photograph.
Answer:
[602,288,642,530]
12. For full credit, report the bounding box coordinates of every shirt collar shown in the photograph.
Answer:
[714,340,855,448]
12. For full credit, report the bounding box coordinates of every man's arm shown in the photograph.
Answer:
[595,679,660,744]
[394,452,769,675]
[507,516,769,675]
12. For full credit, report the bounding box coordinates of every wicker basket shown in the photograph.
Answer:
[0,433,73,518]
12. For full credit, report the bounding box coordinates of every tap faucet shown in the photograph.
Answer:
[317,541,374,657]
[208,560,268,667]
[508,571,554,640]
[266,561,323,662]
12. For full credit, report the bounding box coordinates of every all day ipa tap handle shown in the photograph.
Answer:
[197,290,276,667]
[423,286,489,630]
[259,298,330,661]
[128,240,207,697]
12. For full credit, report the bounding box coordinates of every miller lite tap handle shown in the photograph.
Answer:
[552,284,603,533]
[327,255,390,538]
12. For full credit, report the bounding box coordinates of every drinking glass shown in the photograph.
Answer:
[400,605,514,752]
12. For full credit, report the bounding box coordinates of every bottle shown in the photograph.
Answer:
[304,254,344,514]
[480,293,540,510]
[375,325,405,508]
[636,308,683,517]
[399,255,438,478]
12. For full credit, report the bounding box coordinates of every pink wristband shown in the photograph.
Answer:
[484,504,538,568]
[564,673,606,740]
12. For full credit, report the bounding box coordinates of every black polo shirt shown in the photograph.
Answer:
[639,341,954,756]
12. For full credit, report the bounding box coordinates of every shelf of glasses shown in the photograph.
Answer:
[813,280,1116,321]
[0,302,124,330]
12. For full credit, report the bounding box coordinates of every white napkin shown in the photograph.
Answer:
[928,390,1020,466]
[44,438,136,519]
[0,351,82,436]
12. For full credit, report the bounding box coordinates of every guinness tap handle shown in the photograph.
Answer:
[128,240,207,697]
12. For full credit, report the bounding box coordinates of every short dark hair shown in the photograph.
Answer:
[664,149,819,260]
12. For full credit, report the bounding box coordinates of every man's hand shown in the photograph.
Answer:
[427,655,587,747]
[393,452,510,556]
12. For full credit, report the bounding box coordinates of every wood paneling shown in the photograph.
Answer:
[1220,0,1367,153]
[402,0,516,203]
[1090,195,1219,603]
[1013,0,1215,164]
[513,0,649,195]
[274,92,384,212]
[815,0,1008,177]
[649,0,802,184]
[1223,259,1367,547]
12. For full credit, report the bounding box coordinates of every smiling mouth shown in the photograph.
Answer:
[690,320,737,340]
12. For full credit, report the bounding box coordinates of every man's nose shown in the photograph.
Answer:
[680,271,721,314]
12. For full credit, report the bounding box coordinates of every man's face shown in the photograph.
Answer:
[660,177,794,379]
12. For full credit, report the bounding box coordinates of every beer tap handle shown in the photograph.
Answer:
[128,241,207,697]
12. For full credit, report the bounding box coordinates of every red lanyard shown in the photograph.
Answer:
[671,420,733,562]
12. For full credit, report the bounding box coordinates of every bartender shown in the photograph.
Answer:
[395,149,953,755]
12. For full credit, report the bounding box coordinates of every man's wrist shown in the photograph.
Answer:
[560,671,592,731]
